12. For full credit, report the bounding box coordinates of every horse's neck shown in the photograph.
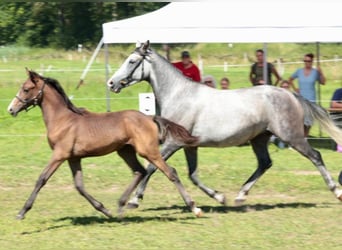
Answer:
[150,53,196,110]
[40,85,74,130]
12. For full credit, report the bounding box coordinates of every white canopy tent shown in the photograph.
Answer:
[96,1,342,111]
[103,1,342,44]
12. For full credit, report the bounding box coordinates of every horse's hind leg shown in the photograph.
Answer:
[291,139,342,201]
[117,145,147,217]
[184,147,226,205]
[235,132,272,205]
[68,158,112,218]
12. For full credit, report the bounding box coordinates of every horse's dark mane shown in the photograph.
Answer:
[43,77,85,115]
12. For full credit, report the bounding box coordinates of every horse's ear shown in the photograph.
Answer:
[135,40,141,48]
[142,40,150,52]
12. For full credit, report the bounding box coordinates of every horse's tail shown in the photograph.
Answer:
[293,93,342,145]
[153,116,199,146]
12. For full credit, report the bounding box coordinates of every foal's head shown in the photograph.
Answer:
[107,40,152,93]
[8,69,46,116]
[8,69,84,117]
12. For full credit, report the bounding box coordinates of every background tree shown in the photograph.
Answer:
[0,2,168,49]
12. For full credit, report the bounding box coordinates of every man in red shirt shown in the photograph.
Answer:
[172,51,201,82]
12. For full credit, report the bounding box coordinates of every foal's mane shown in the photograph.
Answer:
[43,77,85,115]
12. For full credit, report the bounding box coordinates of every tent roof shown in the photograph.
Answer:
[102,1,342,44]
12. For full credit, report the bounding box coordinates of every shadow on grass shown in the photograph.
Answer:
[20,202,328,234]
[143,202,318,214]
[20,214,200,235]
[54,214,198,226]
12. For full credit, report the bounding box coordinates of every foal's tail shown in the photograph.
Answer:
[294,93,342,146]
[153,116,199,146]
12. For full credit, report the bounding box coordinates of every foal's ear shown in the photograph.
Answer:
[25,67,40,84]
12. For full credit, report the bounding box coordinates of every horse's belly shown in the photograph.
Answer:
[194,124,266,147]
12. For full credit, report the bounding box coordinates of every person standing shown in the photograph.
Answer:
[288,53,326,103]
[220,77,230,89]
[249,49,281,86]
[172,51,201,82]
[288,53,326,136]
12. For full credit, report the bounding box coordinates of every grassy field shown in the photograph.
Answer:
[1,44,342,249]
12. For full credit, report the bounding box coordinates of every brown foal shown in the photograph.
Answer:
[7,69,202,219]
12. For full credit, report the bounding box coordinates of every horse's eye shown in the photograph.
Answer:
[23,89,29,93]
[129,60,135,64]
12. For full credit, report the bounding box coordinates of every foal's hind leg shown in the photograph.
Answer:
[116,145,147,217]
[235,132,272,205]
[139,145,202,217]
[184,147,226,205]
[127,143,180,209]
[68,158,112,218]
[291,139,342,201]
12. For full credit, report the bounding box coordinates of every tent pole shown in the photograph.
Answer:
[316,42,322,137]
[263,43,268,85]
[76,37,104,89]
[105,43,111,112]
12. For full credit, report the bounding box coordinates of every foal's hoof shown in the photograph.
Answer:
[193,207,203,217]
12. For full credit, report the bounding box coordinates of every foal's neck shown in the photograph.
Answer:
[39,84,75,130]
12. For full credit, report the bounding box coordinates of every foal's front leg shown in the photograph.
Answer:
[17,156,64,220]
[68,159,112,218]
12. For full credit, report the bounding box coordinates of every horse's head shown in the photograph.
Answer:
[108,40,152,93]
[8,68,45,117]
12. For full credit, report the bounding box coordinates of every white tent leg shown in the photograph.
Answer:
[263,42,268,84]
[77,37,104,89]
[105,43,111,112]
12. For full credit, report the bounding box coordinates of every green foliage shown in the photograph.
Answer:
[0,2,167,49]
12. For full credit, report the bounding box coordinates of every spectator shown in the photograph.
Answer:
[220,77,230,89]
[330,88,342,109]
[288,53,326,137]
[249,49,281,86]
[172,51,201,82]
[202,75,216,88]
[279,80,290,90]
[288,53,326,102]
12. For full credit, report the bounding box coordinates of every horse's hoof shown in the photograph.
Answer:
[16,214,25,220]
[214,193,227,205]
[193,207,203,217]
[126,202,139,209]
[234,197,246,206]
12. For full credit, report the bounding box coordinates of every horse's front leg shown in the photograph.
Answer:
[17,156,65,220]
[235,134,272,205]
[184,147,226,205]
[68,159,112,218]
[127,143,180,209]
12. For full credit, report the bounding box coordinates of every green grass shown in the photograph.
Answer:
[1,44,342,249]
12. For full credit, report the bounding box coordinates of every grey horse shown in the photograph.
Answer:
[108,40,342,208]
